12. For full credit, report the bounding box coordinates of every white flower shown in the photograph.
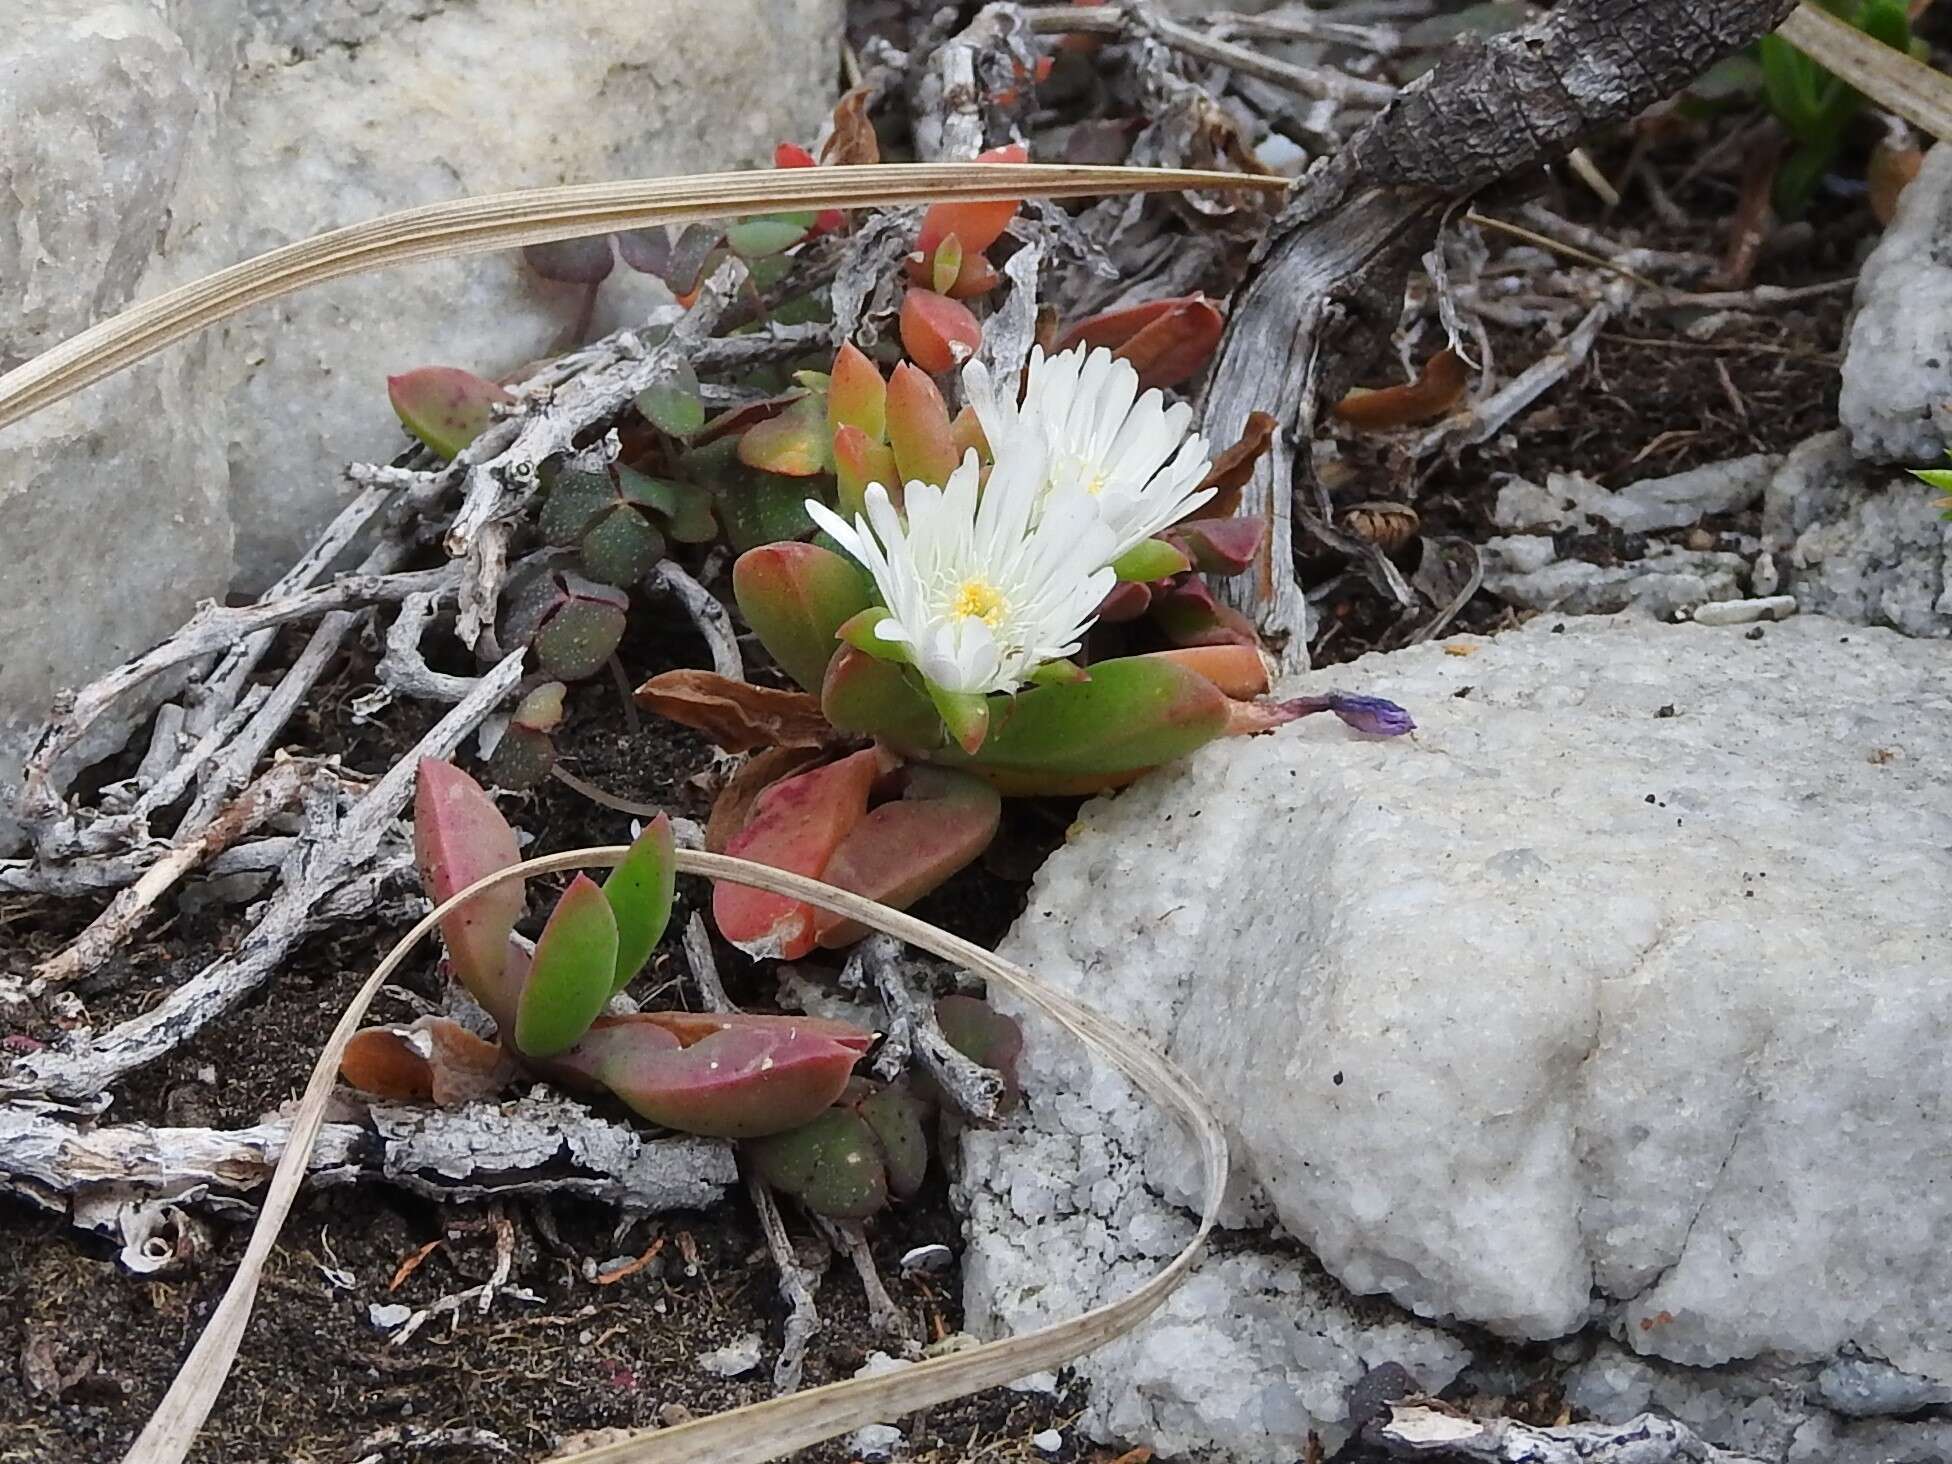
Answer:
[962,345,1215,560]
[806,432,1116,698]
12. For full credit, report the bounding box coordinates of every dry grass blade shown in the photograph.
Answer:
[1778,0,1952,140]
[0,162,1285,432]
[125,847,1229,1464]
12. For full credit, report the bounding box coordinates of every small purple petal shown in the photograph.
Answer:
[1290,691,1415,737]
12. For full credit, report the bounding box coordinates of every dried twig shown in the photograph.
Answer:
[748,1168,824,1395]
[5,656,523,1103]
[855,936,1003,1122]
[647,562,743,683]
[1366,1403,1767,1462]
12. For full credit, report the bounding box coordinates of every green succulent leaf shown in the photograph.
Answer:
[821,647,946,753]
[539,466,618,546]
[604,813,677,991]
[636,359,706,438]
[746,1109,889,1218]
[732,542,874,692]
[514,874,619,1058]
[1111,538,1193,583]
[578,504,665,586]
[859,1086,931,1199]
[485,723,557,790]
[725,215,813,259]
[388,367,511,460]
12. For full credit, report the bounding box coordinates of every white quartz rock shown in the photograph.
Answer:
[962,614,1952,1462]
[1839,143,1952,464]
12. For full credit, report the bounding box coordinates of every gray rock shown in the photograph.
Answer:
[1482,537,1748,617]
[1839,143,1952,464]
[1763,431,1952,637]
[1494,457,1777,535]
[962,614,1952,1461]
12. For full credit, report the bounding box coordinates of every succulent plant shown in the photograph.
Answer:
[388,366,512,459]
[500,565,630,682]
[344,761,873,1141]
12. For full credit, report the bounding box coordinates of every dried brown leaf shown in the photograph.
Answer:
[1188,410,1277,520]
[635,669,835,754]
[1331,349,1469,430]
[821,86,880,168]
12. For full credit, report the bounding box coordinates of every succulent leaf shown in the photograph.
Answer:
[828,342,888,441]
[833,425,900,521]
[738,393,832,477]
[413,760,525,1025]
[1163,517,1266,576]
[539,465,619,546]
[1055,295,1226,391]
[485,723,557,790]
[578,1022,864,1139]
[522,236,616,284]
[858,1086,931,1199]
[900,290,984,376]
[1111,538,1192,583]
[636,359,706,438]
[713,748,881,959]
[387,367,511,460]
[812,766,1002,949]
[514,874,620,1058]
[885,364,958,488]
[731,542,874,693]
[747,1108,889,1217]
[578,504,665,586]
[533,581,629,681]
[821,647,946,752]
[604,814,677,992]
[935,994,1024,1108]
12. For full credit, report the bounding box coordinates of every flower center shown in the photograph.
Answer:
[949,578,1009,627]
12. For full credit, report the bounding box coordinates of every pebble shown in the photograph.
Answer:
[847,1423,905,1460]
[367,1302,412,1332]
[696,1332,764,1378]
[899,1243,954,1276]
[1034,1427,1065,1453]
[1751,550,1780,596]
[1691,594,1798,626]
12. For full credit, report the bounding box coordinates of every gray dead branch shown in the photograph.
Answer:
[0,1093,733,1219]
[1199,0,1803,668]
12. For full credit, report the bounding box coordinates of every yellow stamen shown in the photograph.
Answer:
[950,579,1008,627]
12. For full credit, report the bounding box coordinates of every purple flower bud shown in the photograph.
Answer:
[1290,691,1415,737]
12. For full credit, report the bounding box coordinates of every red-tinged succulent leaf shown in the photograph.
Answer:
[1135,644,1271,700]
[833,425,900,520]
[697,392,806,455]
[604,814,676,991]
[1331,349,1469,430]
[485,722,557,790]
[746,1108,889,1216]
[1164,516,1266,575]
[342,1018,516,1107]
[635,668,835,753]
[821,646,946,752]
[858,1085,931,1198]
[534,582,628,681]
[913,143,1029,259]
[514,874,619,1059]
[1187,410,1277,521]
[1055,296,1225,391]
[665,222,725,297]
[935,994,1024,1109]
[579,504,665,586]
[1094,579,1153,623]
[942,655,1232,791]
[1027,658,1088,687]
[413,760,524,1022]
[945,252,1002,299]
[950,405,989,465]
[738,393,831,477]
[638,1009,873,1052]
[1111,538,1192,583]
[714,748,881,960]
[706,746,830,854]
[387,367,512,461]
[886,363,958,488]
[776,141,818,168]
[581,1023,865,1139]
[828,342,888,441]
[732,541,874,693]
[813,766,1002,948]
[900,290,984,376]
[836,606,907,662]
[1152,577,1262,649]
[522,236,615,285]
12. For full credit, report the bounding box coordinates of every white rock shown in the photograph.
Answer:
[1839,144,1952,463]
[1690,594,1797,626]
[1482,538,1747,617]
[216,0,842,586]
[846,1423,905,1461]
[963,614,1952,1462]
[696,1332,764,1378]
[1033,1428,1064,1453]
[1763,431,1952,637]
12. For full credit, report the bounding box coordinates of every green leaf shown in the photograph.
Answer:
[725,215,812,259]
[534,593,628,681]
[835,606,909,662]
[578,504,665,586]
[636,360,706,438]
[1111,538,1193,583]
[732,542,873,692]
[514,874,619,1058]
[746,1109,889,1217]
[539,465,618,546]
[387,367,511,461]
[859,1086,931,1199]
[604,813,676,991]
[820,647,947,753]
[927,683,990,755]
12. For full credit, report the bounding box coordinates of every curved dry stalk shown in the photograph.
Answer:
[1778,1,1952,142]
[124,846,1230,1464]
[0,162,1285,431]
